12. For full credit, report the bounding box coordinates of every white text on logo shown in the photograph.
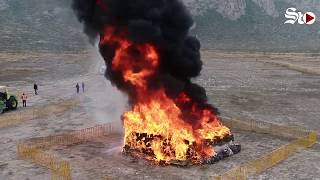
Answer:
[284,8,316,25]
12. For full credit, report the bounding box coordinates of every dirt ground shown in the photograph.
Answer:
[0,50,319,180]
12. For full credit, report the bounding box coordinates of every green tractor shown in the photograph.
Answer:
[0,86,18,114]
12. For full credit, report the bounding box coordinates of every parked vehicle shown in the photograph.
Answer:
[0,86,18,113]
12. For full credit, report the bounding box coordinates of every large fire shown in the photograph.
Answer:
[100,27,232,164]
[72,0,240,165]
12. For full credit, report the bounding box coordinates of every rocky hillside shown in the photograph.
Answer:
[184,0,320,51]
[184,0,320,19]
[1,0,319,52]
[0,0,88,53]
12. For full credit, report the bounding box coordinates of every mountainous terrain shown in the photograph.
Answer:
[185,0,320,51]
[1,0,320,52]
[0,0,88,52]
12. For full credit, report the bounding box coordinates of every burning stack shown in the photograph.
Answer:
[123,132,241,166]
[72,0,240,165]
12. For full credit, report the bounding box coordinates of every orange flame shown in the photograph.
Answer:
[101,27,231,164]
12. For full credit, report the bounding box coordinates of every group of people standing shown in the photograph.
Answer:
[20,83,38,107]
[20,82,86,108]
[76,82,85,94]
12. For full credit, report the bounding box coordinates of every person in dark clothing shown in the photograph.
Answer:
[34,83,38,95]
[76,83,80,94]
[82,82,85,93]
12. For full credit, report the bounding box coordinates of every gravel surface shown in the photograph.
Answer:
[0,51,319,179]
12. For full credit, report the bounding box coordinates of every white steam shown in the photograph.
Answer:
[83,47,128,133]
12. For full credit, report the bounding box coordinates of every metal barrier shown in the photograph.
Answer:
[0,98,79,129]
[213,118,318,180]
[17,123,116,180]
[25,124,115,150]
[17,144,71,180]
[16,118,317,180]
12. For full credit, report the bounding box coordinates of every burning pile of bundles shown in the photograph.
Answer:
[73,0,241,165]
[123,132,241,165]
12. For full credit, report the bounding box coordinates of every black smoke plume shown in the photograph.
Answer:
[72,0,219,114]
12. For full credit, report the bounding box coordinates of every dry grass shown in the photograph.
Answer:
[201,50,320,76]
[201,50,320,62]
[265,61,320,76]
[0,51,90,63]
[0,98,79,129]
